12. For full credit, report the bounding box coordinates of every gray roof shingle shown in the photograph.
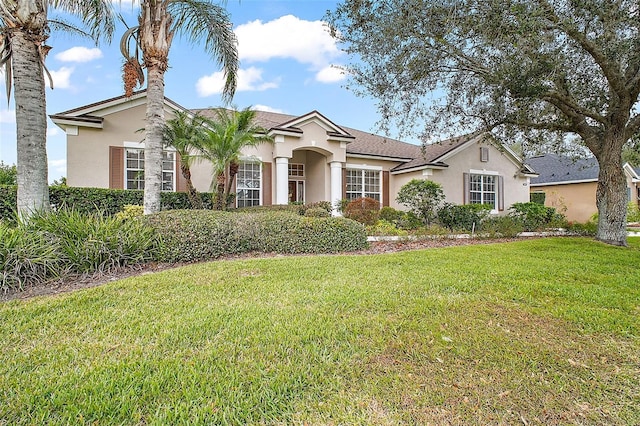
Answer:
[526,153,598,185]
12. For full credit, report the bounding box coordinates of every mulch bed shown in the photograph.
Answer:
[1,237,530,303]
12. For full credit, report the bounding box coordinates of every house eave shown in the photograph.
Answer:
[390,163,449,175]
[347,153,413,163]
[530,178,598,187]
[49,115,104,129]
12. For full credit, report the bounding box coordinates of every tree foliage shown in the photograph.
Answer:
[327,0,640,246]
[396,179,445,225]
[0,162,17,185]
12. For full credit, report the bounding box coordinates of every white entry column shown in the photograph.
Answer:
[275,157,289,205]
[330,161,343,216]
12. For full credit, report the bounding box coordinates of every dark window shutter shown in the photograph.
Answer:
[342,168,347,199]
[262,162,272,206]
[480,147,489,162]
[382,171,390,207]
[109,146,124,189]
[176,153,187,192]
[463,172,470,204]
[498,176,504,211]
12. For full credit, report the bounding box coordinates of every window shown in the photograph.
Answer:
[125,148,175,191]
[346,169,381,201]
[237,162,261,207]
[126,149,145,190]
[469,174,496,208]
[288,163,304,177]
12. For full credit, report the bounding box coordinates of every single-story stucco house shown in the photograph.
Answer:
[51,91,538,214]
[526,153,640,222]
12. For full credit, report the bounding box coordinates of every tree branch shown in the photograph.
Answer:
[536,0,626,96]
[626,114,640,140]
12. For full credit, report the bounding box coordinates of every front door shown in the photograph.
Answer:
[288,180,304,203]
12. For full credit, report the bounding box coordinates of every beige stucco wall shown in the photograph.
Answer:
[389,141,530,212]
[530,182,597,223]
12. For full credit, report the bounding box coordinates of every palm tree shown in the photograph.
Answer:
[197,107,272,210]
[162,110,208,209]
[120,0,238,215]
[0,0,114,218]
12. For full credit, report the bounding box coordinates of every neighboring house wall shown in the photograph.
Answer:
[531,182,598,223]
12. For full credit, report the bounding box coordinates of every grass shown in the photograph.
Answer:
[0,237,638,425]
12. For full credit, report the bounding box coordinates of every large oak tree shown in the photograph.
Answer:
[327,0,640,246]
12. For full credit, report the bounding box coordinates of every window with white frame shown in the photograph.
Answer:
[469,174,496,208]
[125,148,175,191]
[236,162,261,207]
[288,163,304,177]
[346,169,381,201]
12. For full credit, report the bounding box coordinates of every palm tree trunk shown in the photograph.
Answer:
[181,163,203,209]
[11,30,50,218]
[215,172,226,210]
[143,65,165,214]
[224,160,239,209]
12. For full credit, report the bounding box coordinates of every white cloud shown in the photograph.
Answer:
[47,127,61,137]
[196,67,279,97]
[253,105,286,114]
[55,47,103,63]
[0,108,15,123]
[49,67,74,89]
[315,65,347,84]
[235,15,341,68]
[48,158,66,177]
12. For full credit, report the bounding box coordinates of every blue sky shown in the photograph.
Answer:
[0,0,389,181]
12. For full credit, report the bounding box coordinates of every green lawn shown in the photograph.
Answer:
[1,237,638,425]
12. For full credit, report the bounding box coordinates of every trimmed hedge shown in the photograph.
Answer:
[144,210,368,263]
[0,185,214,220]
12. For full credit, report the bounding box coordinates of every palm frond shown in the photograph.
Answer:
[49,0,116,43]
[47,18,93,39]
[167,0,238,103]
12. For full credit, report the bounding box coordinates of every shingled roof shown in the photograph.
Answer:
[526,153,599,185]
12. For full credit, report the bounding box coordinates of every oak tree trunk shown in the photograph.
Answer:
[594,133,628,246]
[143,65,165,214]
[12,30,50,218]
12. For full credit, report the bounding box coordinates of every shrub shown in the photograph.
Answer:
[481,216,524,238]
[508,202,566,231]
[115,204,144,220]
[0,223,60,291]
[530,192,546,205]
[566,220,598,236]
[343,197,380,225]
[235,204,302,214]
[627,202,640,223]
[396,211,423,230]
[304,207,331,218]
[145,210,367,262]
[299,201,333,216]
[437,203,491,231]
[379,206,404,224]
[366,220,409,237]
[396,179,445,225]
[24,210,160,274]
[0,186,215,220]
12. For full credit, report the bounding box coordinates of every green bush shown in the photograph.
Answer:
[437,203,491,231]
[0,223,60,291]
[115,204,144,220]
[24,210,160,274]
[366,219,409,237]
[235,204,302,214]
[379,206,404,223]
[304,207,331,217]
[530,192,546,205]
[299,201,333,216]
[396,179,445,225]
[1,209,160,290]
[481,216,524,238]
[508,202,567,231]
[566,220,598,236]
[396,211,423,230]
[344,197,380,225]
[627,202,640,223]
[145,210,367,262]
[0,186,215,220]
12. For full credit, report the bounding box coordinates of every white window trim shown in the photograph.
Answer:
[288,163,305,178]
[123,146,177,192]
[346,163,383,171]
[346,168,382,201]
[469,172,498,214]
[236,161,263,207]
